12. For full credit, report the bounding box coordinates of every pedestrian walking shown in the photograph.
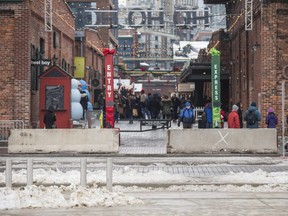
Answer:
[161,95,172,119]
[178,102,194,129]
[43,105,57,129]
[204,99,212,128]
[236,102,243,128]
[244,102,261,128]
[171,94,181,122]
[265,107,278,128]
[227,104,240,128]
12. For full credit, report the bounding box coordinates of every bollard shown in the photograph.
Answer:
[106,158,113,192]
[6,159,12,188]
[80,158,87,187]
[87,110,92,128]
[27,158,33,186]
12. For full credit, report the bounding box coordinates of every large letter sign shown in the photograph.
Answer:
[104,48,115,128]
[210,48,221,128]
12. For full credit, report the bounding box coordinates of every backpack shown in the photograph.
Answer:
[247,110,256,125]
[181,108,194,124]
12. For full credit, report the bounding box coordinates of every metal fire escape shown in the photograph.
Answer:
[44,0,53,32]
[245,0,253,31]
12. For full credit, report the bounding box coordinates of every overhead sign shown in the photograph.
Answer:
[68,2,211,29]
[31,59,51,66]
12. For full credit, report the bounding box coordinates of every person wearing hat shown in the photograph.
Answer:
[265,107,278,128]
[244,102,261,128]
[228,104,240,128]
[178,102,194,129]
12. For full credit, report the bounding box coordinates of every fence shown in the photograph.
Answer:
[193,107,204,121]
[0,120,25,143]
[4,158,114,192]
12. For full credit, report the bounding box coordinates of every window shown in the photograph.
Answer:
[40,38,45,54]
[30,45,37,91]
[45,85,64,110]
[53,31,59,48]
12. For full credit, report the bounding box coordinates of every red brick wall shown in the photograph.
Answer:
[261,3,288,129]
[0,1,75,128]
[225,1,288,130]
[0,2,30,124]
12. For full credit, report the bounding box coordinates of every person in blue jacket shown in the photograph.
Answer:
[178,102,194,129]
[204,100,212,128]
[244,102,261,128]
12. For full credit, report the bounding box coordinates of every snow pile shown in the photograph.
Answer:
[0,185,143,210]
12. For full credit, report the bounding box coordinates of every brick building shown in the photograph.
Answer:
[0,0,75,128]
[203,0,288,128]
[0,0,113,128]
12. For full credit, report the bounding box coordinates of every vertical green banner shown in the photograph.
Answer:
[210,48,221,128]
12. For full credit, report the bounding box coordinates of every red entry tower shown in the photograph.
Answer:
[39,65,73,128]
[103,48,115,128]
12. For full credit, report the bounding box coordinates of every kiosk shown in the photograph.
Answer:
[39,65,72,128]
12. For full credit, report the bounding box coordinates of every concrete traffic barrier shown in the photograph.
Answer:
[8,129,119,153]
[167,128,278,154]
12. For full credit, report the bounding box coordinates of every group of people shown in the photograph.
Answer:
[114,88,194,125]
[227,102,278,129]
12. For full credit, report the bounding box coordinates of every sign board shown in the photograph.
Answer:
[31,59,51,66]
[178,83,195,92]
[114,79,131,90]
[133,83,143,92]
[74,57,85,78]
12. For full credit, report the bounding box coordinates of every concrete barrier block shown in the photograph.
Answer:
[168,129,278,154]
[8,129,119,153]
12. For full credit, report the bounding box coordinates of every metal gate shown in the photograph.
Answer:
[0,120,25,144]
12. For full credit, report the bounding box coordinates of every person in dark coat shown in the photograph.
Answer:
[44,106,57,129]
[161,95,172,119]
[265,107,278,128]
[149,93,161,119]
[236,102,243,128]
[171,94,181,122]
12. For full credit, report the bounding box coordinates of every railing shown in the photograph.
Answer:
[193,107,204,121]
[0,120,25,143]
[4,158,113,192]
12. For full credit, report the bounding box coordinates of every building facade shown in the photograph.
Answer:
[0,0,75,128]
[0,0,116,127]
[204,0,288,129]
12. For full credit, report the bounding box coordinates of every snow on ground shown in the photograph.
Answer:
[1,166,288,210]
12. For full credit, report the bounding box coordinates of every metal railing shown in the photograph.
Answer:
[193,107,204,121]
[0,120,25,143]
[4,158,113,191]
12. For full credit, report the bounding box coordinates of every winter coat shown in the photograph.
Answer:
[204,102,212,123]
[265,112,278,128]
[161,98,172,115]
[178,107,194,128]
[149,94,161,119]
[171,96,181,109]
[43,106,57,129]
[228,110,240,128]
[244,106,261,128]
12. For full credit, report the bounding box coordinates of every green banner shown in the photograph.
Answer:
[210,48,221,128]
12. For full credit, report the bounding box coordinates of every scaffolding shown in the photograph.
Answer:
[44,0,53,32]
[245,0,253,31]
